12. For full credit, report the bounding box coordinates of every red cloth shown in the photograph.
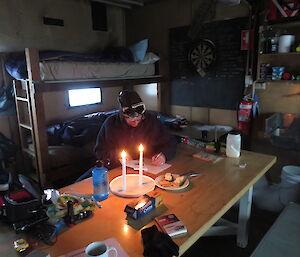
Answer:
[267,0,300,21]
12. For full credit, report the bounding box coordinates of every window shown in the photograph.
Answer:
[68,88,102,107]
[91,1,108,31]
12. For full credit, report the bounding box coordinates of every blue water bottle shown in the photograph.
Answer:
[92,166,109,201]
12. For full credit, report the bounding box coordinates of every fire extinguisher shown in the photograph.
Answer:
[237,99,253,131]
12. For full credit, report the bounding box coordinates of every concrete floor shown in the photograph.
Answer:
[181,206,279,257]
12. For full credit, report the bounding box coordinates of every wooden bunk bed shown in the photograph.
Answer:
[13,48,163,188]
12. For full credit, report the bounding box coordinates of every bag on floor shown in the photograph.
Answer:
[0,173,47,231]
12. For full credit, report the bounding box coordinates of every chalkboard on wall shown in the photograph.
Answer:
[170,17,248,110]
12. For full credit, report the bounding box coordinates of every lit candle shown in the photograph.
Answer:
[139,144,144,185]
[121,150,127,190]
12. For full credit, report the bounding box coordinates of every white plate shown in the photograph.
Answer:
[110,174,156,198]
[155,174,189,191]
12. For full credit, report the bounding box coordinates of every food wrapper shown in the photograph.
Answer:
[44,189,60,204]
[46,194,96,218]
[14,238,29,252]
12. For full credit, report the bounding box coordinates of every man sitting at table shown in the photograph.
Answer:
[95,89,177,167]
[76,90,177,181]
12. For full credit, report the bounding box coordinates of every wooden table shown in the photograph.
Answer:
[1,144,276,257]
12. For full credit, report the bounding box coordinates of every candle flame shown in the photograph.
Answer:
[139,144,144,152]
[121,150,126,158]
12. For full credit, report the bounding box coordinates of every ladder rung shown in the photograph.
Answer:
[20,123,32,130]
[16,96,29,102]
[23,148,36,158]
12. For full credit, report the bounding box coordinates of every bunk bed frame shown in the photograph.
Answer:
[13,48,163,188]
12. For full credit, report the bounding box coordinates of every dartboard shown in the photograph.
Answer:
[189,39,216,76]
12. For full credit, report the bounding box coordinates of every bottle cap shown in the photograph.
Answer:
[96,159,111,168]
[95,160,104,167]
[228,130,240,135]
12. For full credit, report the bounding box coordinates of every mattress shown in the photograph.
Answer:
[39,61,155,81]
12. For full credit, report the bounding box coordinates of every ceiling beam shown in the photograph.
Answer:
[117,0,144,6]
[92,0,131,9]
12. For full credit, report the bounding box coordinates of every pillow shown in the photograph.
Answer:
[129,39,148,63]
[140,52,160,64]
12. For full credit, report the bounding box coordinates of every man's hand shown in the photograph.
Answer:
[151,152,166,166]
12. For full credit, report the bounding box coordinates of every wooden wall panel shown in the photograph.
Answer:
[256,83,300,114]
[191,107,209,124]
[170,105,192,120]
[170,106,237,127]
[209,109,237,127]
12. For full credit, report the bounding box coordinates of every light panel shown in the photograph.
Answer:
[68,88,102,107]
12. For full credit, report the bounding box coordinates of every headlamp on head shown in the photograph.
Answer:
[122,102,146,119]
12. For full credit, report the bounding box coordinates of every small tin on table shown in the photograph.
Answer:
[124,191,163,220]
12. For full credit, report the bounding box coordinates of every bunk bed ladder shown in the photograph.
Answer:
[14,80,37,167]
[13,49,49,188]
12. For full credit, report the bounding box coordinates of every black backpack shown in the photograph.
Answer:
[0,173,48,232]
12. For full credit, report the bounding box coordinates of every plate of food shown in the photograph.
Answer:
[155,172,189,190]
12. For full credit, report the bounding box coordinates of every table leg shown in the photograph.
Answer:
[202,186,254,248]
[237,186,253,248]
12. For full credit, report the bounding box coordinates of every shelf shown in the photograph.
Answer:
[257,19,300,114]
[266,18,300,27]
[259,52,300,57]
[257,53,300,73]
[256,80,300,85]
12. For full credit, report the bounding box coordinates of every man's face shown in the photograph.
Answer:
[124,115,143,127]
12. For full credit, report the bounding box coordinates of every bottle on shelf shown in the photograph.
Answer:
[259,26,271,54]
[262,27,274,54]
[270,31,280,53]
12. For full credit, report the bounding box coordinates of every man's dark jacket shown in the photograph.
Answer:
[94,111,177,168]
